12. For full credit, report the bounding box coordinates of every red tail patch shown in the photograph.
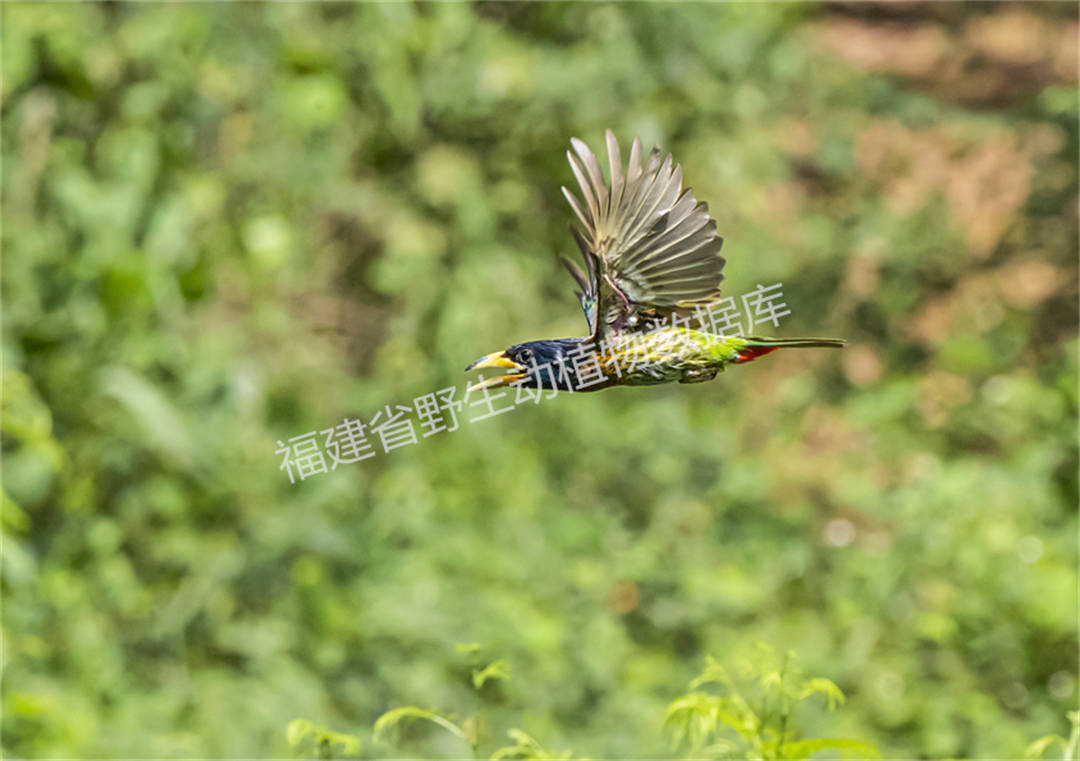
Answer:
[734,345,779,364]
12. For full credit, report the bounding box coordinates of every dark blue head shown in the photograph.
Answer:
[465,338,597,392]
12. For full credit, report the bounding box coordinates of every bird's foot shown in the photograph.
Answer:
[679,368,719,384]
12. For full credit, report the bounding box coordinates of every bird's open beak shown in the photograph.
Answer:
[465,351,527,392]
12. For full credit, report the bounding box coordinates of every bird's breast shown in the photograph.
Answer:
[595,328,733,386]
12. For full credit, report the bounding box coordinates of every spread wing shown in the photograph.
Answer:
[561,130,726,340]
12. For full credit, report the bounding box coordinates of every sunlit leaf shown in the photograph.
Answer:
[473,659,512,689]
[780,737,880,759]
[799,678,846,711]
[286,718,314,748]
[373,706,470,748]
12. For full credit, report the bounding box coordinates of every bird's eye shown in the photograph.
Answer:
[519,348,533,363]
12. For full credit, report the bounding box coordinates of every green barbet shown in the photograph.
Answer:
[466,130,844,392]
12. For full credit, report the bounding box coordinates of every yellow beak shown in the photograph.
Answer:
[465,351,527,392]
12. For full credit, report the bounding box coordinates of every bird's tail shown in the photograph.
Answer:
[733,336,846,364]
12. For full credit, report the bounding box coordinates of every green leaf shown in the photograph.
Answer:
[664,693,721,751]
[1026,735,1066,759]
[761,669,784,692]
[373,706,470,748]
[473,659,512,689]
[318,729,361,756]
[489,727,579,760]
[285,719,361,758]
[699,738,739,758]
[286,718,315,748]
[1066,710,1080,761]
[455,642,482,656]
[490,728,546,760]
[690,656,734,690]
[799,678,846,711]
[781,738,881,759]
[665,692,757,750]
[97,366,197,469]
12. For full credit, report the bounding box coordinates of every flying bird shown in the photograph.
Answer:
[466,130,844,393]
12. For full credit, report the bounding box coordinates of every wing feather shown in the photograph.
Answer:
[561,186,590,230]
[561,130,727,337]
[570,138,609,223]
[566,152,599,226]
[636,220,715,270]
[619,155,673,254]
[605,131,624,218]
[626,137,644,183]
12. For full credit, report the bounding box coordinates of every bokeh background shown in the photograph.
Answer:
[2,2,1077,758]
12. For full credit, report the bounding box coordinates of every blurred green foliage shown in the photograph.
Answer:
[297,643,869,759]
[664,644,877,759]
[287,717,365,760]
[1027,710,1080,760]
[2,2,1077,759]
